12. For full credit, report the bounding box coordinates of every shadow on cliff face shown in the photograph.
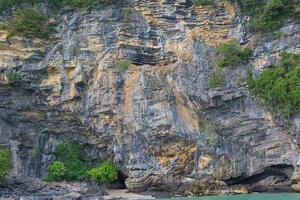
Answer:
[225,164,294,192]
[0,84,110,178]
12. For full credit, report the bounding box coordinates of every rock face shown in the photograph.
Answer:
[0,0,300,196]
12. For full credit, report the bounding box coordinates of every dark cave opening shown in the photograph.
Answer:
[225,164,294,192]
[117,172,127,189]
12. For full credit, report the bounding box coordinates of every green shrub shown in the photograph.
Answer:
[0,0,114,39]
[235,0,265,16]
[0,146,12,183]
[198,119,205,130]
[0,0,115,39]
[0,0,109,13]
[61,0,97,8]
[5,70,21,83]
[0,0,28,13]
[88,160,119,183]
[1,8,54,39]
[217,40,252,68]
[46,161,67,181]
[208,71,223,88]
[248,52,300,116]
[116,60,132,71]
[54,141,90,181]
[237,0,300,32]
[163,159,171,167]
[53,0,113,9]
[247,69,255,89]
[195,0,214,6]
[124,8,134,21]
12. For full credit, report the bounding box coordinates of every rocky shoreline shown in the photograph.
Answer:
[0,178,253,200]
[1,177,297,200]
[0,178,105,200]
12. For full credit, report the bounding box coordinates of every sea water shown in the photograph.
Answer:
[158,193,300,200]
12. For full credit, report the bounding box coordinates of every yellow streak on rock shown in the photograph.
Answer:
[124,68,141,116]
[66,67,77,99]
[165,38,193,60]
[41,64,61,106]
[192,0,237,47]
[156,143,197,169]
[87,37,103,53]
[20,111,44,122]
[198,154,213,170]
[230,185,250,194]
[176,102,200,131]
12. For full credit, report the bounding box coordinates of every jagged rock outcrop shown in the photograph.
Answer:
[0,0,300,197]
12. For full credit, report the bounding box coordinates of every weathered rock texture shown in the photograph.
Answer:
[1,0,300,197]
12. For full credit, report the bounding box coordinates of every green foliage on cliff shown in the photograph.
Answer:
[60,0,99,8]
[0,0,113,13]
[195,0,214,6]
[0,0,114,39]
[58,0,114,9]
[0,0,30,13]
[0,146,12,183]
[5,70,21,83]
[49,142,90,181]
[216,40,252,68]
[208,71,223,88]
[124,7,134,21]
[248,52,300,116]
[116,60,132,71]
[88,160,119,183]
[237,0,300,31]
[46,161,67,181]
[208,40,252,89]
[1,8,53,39]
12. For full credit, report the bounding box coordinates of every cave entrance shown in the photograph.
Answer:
[225,164,294,192]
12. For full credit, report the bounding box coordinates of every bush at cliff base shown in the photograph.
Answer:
[54,142,89,181]
[0,146,12,183]
[88,160,119,183]
[46,161,68,181]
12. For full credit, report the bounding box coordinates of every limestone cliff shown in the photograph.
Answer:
[0,0,300,197]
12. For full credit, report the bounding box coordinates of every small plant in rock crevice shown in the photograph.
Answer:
[208,70,223,88]
[194,0,214,6]
[207,40,252,89]
[162,159,171,167]
[5,70,21,83]
[116,60,132,71]
[0,145,12,183]
[124,7,134,21]
[216,40,252,68]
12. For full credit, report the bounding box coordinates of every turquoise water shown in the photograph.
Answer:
[159,193,300,200]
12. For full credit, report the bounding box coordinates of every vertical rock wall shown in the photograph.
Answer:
[0,0,300,195]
